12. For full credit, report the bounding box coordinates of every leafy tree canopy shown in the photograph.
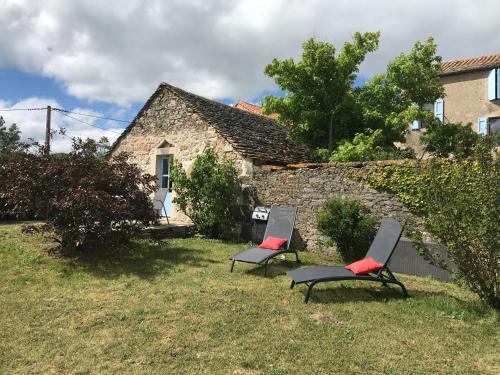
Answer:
[0,116,22,154]
[421,121,479,159]
[262,32,380,152]
[358,37,445,144]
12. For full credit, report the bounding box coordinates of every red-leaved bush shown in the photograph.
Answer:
[0,138,158,253]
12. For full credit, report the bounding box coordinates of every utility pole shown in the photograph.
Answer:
[45,105,51,155]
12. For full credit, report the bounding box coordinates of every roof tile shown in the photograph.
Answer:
[440,52,500,75]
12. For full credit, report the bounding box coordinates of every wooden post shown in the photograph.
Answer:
[45,105,51,155]
[328,112,333,154]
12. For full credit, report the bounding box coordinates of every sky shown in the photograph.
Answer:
[1,0,499,152]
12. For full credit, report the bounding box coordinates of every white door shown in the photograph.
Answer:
[159,155,173,216]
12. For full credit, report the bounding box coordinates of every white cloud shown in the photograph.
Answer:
[0,0,499,104]
[0,97,123,152]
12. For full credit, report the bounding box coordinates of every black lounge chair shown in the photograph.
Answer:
[287,217,408,303]
[230,206,300,276]
[152,190,170,224]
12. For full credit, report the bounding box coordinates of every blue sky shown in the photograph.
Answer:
[1,0,499,151]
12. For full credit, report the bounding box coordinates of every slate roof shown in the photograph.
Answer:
[111,82,310,165]
[440,52,500,76]
[234,100,278,119]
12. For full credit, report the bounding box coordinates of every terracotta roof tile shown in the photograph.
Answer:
[234,100,278,119]
[440,52,500,75]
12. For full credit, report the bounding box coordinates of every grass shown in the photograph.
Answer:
[0,223,498,374]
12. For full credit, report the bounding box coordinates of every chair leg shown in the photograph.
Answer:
[385,268,409,298]
[264,259,269,277]
[230,260,235,273]
[295,251,301,264]
[304,280,318,303]
[393,280,409,298]
[290,280,295,289]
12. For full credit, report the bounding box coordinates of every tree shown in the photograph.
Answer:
[421,121,479,159]
[412,138,499,308]
[171,148,240,239]
[330,129,415,162]
[358,37,444,145]
[262,32,380,152]
[0,116,22,154]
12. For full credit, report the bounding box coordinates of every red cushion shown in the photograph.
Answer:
[259,236,287,250]
[345,257,383,275]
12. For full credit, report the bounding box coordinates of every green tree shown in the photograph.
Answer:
[358,37,444,145]
[0,116,22,154]
[421,121,479,159]
[171,148,240,239]
[330,128,415,162]
[262,32,380,152]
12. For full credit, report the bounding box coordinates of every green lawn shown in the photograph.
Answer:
[0,224,498,374]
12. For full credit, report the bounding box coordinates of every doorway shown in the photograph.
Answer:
[158,155,173,217]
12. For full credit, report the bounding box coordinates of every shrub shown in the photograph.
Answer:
[317,197,377,262]
[331,129,415,162]
[421,120,479,159]
[412,138,499,308]
[0,138,157,253]
[312,147,330,162]
[171,148,240,239]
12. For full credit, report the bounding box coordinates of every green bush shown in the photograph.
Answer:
[0,139,157,253]
[412,138,499,308]
[171,148,240,239]
[421,120,479,159]
[317,197,377,262]
[330,129,415,162]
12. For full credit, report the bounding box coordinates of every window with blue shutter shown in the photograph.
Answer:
[488,68,499,100]
[434,99,444,122]
[478,117,488,135]
[411,120,420,130]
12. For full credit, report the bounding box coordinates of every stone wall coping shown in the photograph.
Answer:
[260,159,421,172]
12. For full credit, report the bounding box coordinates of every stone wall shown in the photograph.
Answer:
[250,162,419,254]
[111,87,254,223]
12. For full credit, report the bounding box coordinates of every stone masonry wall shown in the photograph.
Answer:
[250,162,419,254]
[111,88,254,223]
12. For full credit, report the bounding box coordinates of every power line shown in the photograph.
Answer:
[0,107,46,112]
[53,110,123,134]
[53,108,131,123]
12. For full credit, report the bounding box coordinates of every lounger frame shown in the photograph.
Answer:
[230,206,300,276]
[288,217,408,303]
[290,265,408,303]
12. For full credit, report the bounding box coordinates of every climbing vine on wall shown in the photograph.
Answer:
[345,160,453,214]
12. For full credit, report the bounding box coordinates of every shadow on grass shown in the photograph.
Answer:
[61,240,221,280]
[238,259,301,278]
[292,284,494,318]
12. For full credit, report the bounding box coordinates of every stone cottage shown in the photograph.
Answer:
[109,82,310,223]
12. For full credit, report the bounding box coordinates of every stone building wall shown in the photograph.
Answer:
[441,70,500,127]
[250,162,419,254]
[111,88,254,222]
[402,70,500,156]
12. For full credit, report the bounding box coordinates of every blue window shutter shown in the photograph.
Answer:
[434,99,444,122]
[488,69,497,100]
[478,118,488,135]
[497,68,500,99]
[411,120,420,130]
